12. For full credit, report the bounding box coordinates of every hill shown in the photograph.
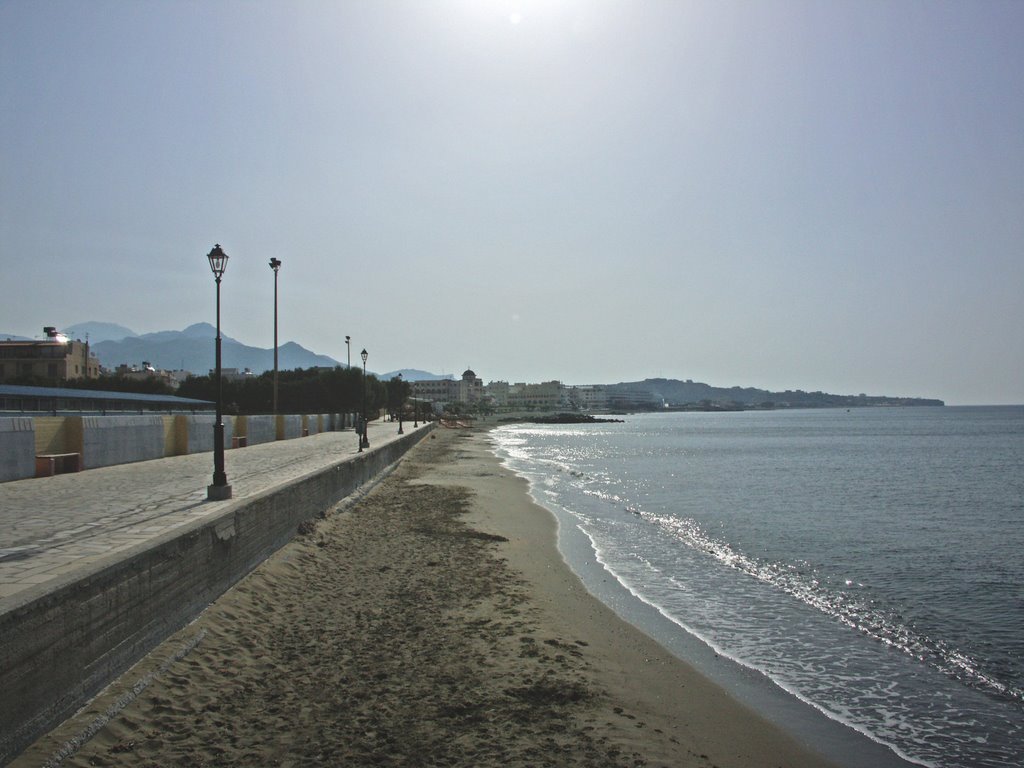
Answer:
[606,378,944,409]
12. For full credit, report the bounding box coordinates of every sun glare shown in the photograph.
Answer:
[509,11,523,25]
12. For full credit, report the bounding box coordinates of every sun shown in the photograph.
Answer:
[509,11,523,25]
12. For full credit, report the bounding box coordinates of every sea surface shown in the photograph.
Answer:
[490,406,1024,768]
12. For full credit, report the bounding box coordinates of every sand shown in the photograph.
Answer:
[15,426,838,768]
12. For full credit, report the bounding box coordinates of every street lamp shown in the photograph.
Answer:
[397,373,404,434]
[360,348,370,450]
[207,244,232,501]
[269,258,281,415]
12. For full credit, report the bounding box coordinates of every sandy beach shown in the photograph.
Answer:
[15,426,838,768]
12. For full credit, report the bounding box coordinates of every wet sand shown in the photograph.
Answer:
[16,426,837,767]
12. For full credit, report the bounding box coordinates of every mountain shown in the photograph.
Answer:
[64,322,137,343]
[134,323,221,344]
[89,324,341,375]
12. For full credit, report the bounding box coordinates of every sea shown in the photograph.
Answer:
[489,406,1024,768]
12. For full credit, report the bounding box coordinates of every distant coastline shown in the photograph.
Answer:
[602,378,944,411]
[3,322,945,409]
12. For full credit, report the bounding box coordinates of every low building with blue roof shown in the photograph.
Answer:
[0,384,212,414]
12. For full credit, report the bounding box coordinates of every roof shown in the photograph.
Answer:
[0,384,212,406]
[0,339,76,347]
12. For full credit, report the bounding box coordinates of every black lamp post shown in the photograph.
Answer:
[413,395,419,428]
[269,258,281,415]
[397,373,404,434]
[360,348,369,450]
[207,244,232,500]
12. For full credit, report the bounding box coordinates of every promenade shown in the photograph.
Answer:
[0,420,419,606]
[1,418,431,764]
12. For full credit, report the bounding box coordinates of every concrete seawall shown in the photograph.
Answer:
[0,424,433,765]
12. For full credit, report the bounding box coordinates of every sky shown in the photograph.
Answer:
[1,0,1022,405]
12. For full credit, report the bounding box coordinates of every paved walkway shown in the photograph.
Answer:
[0,420,424,603]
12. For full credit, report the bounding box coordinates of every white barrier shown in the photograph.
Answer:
[0,417,35,482]
[244,415,276,445]
[81,415,165,469]
[280,415,302,440]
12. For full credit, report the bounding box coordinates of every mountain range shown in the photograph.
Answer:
[64,322,341,375]
[1,322,443,381]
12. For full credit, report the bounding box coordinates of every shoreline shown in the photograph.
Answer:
[437,426,845,767]
[16,426,845,767]
[483,424,921,768]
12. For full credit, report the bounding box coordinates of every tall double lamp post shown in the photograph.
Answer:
[207,244,232,501]
[269,257,282,415]
[359,348,370,451]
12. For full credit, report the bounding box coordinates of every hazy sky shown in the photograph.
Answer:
[2,1,1022,404]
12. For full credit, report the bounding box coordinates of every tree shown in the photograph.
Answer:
[385,376,411,416]
[177,366,375,416]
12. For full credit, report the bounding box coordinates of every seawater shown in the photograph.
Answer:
[490,406,1024,768]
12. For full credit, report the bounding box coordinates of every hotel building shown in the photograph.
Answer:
[0,328,101,383]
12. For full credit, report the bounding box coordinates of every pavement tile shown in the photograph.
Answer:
[0,422,416,607]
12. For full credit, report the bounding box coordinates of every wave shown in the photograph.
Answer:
[640,511,1023,705]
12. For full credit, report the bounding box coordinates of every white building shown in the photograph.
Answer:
[501,380,566,411]
[567,385,609,411]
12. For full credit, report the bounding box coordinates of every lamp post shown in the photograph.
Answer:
[397,373,404,434]
[269,258,281,415]
[360,348,369,450]
[414,395,419,428]
[344,335,352,430]
[207,244,232,501]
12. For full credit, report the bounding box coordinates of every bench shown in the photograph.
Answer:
[35,453,82,477]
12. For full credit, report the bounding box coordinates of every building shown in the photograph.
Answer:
[567,385,610,411]
[412,369,484,408]
[485,380,566,411]
[220,367,257,383]
[486,380,510,407]
[411,377,457,406]
[115,362,187,390]
[0,383,212,414]
[457,369,484,403]
[0,327,101,383]
[606,387,664,411]
[505,380,565,411]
